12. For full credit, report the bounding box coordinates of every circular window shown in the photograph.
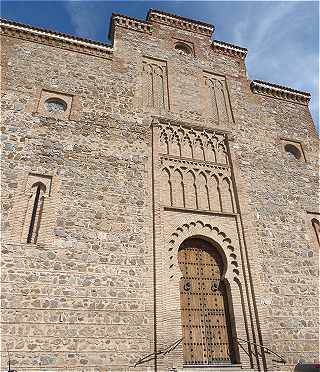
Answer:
[284,144,301,160]
[45,98,67,113]
[175,42,192,55]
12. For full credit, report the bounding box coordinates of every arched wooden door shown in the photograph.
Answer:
[178,238,234,365]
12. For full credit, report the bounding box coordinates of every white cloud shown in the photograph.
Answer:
[61,1,318,126]
[64,1,102,40]
[229,1,318,126]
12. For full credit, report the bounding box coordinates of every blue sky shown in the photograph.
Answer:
[1,1,319,128]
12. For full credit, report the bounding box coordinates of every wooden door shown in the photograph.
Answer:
[178,238,233,365]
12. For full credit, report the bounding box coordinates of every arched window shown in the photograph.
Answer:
[311,218,320,247]
[171,169,184,207]
[205,74,233,125]
[220,177,234,213]
[161,168,172,206]
[175,42,193,56]
[184,171,197,209]
[197,172,209,210]
[142,58,169,110]
[282,140,306,162]
[214,80,229,123]
[181,135,193,159]
[284,143,301,160]
[209,174,221,212]
[45,98,67,113]
[27,182,46,244]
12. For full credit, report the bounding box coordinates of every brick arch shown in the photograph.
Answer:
[177,237,240,364]
[167,220,240,282]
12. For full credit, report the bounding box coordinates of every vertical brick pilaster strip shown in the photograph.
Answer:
[151,118,161,371]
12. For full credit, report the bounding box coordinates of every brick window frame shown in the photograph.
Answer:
[142,56,170,111]
[22,173,53,244]
[36,89,74,120]
[281,138,306,162]
[172,38,195,57]
[5,172,60,246]
[306,211,320,248]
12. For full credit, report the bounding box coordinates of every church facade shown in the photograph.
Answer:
[0,9,319,372]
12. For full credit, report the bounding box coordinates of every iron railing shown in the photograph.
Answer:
[133,337,183,367]
[133,336,286,368]
[235,337,286,366]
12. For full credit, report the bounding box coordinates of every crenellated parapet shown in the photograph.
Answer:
[108,13,152,39]
[0,19,113,59]
[1,12,311,108]
[1,11,249,62]
[212,39,247,59]
[147,9,214,37]
[251,80,311,104]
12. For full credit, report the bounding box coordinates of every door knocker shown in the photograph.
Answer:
[184,281,192,291]
[211,279,220,292]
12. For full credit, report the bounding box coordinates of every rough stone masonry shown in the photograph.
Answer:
[0,8,319,372]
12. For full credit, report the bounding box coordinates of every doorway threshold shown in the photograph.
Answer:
[182,364,242,368]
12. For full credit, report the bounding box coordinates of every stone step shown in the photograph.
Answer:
[174,365,256,372]
[177,370,255,372]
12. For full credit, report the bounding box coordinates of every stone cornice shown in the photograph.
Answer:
[108,13,152,39]
[212,40,247,59]
[0,19,113,59]
[251,80,311,105]
[147,9,214,37]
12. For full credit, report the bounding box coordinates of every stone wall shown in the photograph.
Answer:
[1,9,319,372]
[230,92,319,368]
[1,31,155,371]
